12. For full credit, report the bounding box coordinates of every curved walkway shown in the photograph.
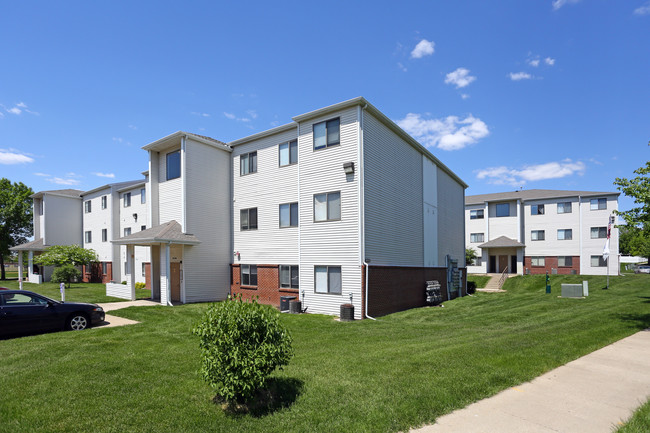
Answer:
[412,329,650,433]
[94,299,159,329]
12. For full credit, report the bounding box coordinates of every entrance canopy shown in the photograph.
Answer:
[10,238,49,252]
[478,236,525,249]
[112,220,200,246]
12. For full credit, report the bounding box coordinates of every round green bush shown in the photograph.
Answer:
[192,296,293,404]
[51,264,81,287]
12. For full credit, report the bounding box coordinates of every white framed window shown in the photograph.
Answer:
[101,195,107,210]
[591,227,607,239]
[279,140,298,166]
[142,263,146,277]
[470,233,484,243]
[84,231,92,243]
[557,229,572,240]
[591,255,607,267]
[557,202,571,214]
[141,188,146,204]
[531,230,545,241]
[475,257,483,266]
[123,192,131,208]
[496,203,510,217]
[124,261,129,275]
[558,256,573,267]
[279,202,298,228]
[470,209,484,219]
[166,150,181,180]
[124,227,131,237]
[531,204,544,215]
[531,257,545,267]
[102,229,107,242]
[314,191,341,222]
[313,118,340,150]
[314,266,341,294]
[240,208,258,231]
[84,200,92,213]
[101,262,108,275]
[280,265,299,289]
[241,264,257,286]
[590,198,607,210]
[240,151,257,175]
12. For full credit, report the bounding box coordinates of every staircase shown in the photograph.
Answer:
[478,273,508,293]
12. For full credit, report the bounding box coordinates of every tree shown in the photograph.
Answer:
[0,179,34,280]
[466,248,478,266]
[614,161,650,262]
[36,245,98,287]
[619,225,650,262]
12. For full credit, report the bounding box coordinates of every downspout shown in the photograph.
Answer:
[165,241,172,306]
[358,103,376,320]
[578,195,583,274]
[181,135,187,232]
[296,121,302,306]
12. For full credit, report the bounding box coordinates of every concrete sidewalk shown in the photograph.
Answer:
[412,329,650,433]
[93,299,159,329]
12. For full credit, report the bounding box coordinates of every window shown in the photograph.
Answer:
[531,230,545,241]
[123,192,131,208]
[141,188,146,204]
[142,263,146,277]
[280,265,299,289]
[84,231,92,243]
[240,208,258,231]
[84,200,92,213]
[279,140,298,166]
[496,203,510,217]
[470,209,484,219]
[531,204,544,215]
[531,257,545,267]
[124,227,131,237]
[241,264,258,286]
[557,229,572,240]
[102,229,107,242]
[591,255,607,267]
[240,151,257,175]
[101,195,107,209]
[557,202,572,214]
[470,233,484,243]
[591,227,607,239]
[124,261,129,275]
[313,118,340,150]
[38,200,43,215]
[475,257,483,266]
[590,198,607,210]
[279,202,298,228]
[141,225,146,231]
[314,266,342,294]
[558,256,573,267]
[102,262,107,275]
[314,191,341,222]
[166,150,181,180]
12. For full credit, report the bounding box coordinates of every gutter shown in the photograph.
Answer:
[358,103,375,320]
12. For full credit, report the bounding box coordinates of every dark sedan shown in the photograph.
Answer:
[0,290,104,337]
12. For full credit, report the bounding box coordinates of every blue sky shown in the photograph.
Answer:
[1,0,648,214]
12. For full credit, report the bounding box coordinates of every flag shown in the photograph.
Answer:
[602,219,612,261]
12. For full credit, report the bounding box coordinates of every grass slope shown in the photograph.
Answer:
[467,274,491,288]
[617,399,650,432]
[1,274,649,432]
[0,280,151,303]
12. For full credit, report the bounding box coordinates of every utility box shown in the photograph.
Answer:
[561,283,588,298]
[280,296,296,312]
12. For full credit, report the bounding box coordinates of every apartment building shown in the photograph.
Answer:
[465,189,619,276]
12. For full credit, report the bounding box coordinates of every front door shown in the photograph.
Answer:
[498,255,508,273]
[489,256,496,273]
[511,255,517,274]
[170,262,181,302]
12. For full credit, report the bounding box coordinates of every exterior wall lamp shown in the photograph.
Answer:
[133,213,138,221]
[343,162,355,174]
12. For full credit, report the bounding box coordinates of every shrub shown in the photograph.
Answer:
[51,264,81,288]
[121,281,127,285]
[467,281,477,294]
[192,295,293,404]
[135,282,146,289]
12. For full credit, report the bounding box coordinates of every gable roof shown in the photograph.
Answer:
[10,238,48,251]
[466,189,620,205]
[111,220,200,245]
[82,180,144,197]
[30,189,83,199]
[142,131,231,152]
[478,236,525,248]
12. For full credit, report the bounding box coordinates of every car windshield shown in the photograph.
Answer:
[0,292,59,306]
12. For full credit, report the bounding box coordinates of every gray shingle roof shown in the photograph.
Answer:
[10,238,49,251]
[112,220,200,245]
[30,189,84,199]
[478,236,525,248]
[466,189,619,205]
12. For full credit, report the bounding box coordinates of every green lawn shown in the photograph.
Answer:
[617,399,650,432]
[467,274,491,288]
[1,274,649,433]
[0,280,152,303]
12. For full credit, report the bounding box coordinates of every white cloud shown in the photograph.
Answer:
[7,107,21,115]
[444,68,476,89]
[112,137,123,143]
[34,172,51,177]
[528,59,540,67]
[397,62,407,72]
[46,177,81,186]
[225,111,253,123]
[410,39,435,59]
[191,111,210,117]
[224,112,236,120]
[0,149,35,164]
[128,124,137,130]
[93,172,115,178]
[461,94,470,100]
[476,159,586,186]
[2,102,39,116]
[634,2,650,15]
[509,72,533,81]
[552,0,581,11]
[544,57,555,65]
[246,110,258,119]
[396,113,489,151]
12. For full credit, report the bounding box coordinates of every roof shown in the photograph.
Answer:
[466,189,620,205]
[478,236,525,248]
[142,131,231,153]
[111,220,200,246]
[82,180,144,197]
[10,238,48,251]
[228,123,296,146]
[30,189,83,199]
[116,181,146,193]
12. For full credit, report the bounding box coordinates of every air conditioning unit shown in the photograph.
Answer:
[525,268,531,275]
[570,269,577,275]
[551,268,558,275]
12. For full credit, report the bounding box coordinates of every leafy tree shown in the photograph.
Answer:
[614,161,650,262]
[466,248,478,266]
[36,245,98,287]
[619,225,650,262]
[0,179,33,280]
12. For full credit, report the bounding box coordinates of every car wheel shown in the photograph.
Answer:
[67,314,89,331]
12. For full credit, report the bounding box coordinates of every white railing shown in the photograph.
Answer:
[497,267,508,290]
[106,282,132,300]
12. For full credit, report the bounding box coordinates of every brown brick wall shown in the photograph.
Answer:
[366,266,467,317]
[524,256,580,275]
[230,264,299,308]
[144,262,151,290]
[82,262,113,283]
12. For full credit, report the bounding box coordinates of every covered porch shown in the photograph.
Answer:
[478,236,525,275]
[109,220,200,305]
[9,238,50,285]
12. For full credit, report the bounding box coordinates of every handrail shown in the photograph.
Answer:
[497,267,508,290]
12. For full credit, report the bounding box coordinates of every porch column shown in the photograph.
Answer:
[165,243,171,306]
[28,251,34,281]
[128,244,136,301]
[18,252,23,290]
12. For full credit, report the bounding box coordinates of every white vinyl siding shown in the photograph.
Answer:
[42,194,83,247]
[158,146,183,224]
[119,184,150,285]
[437,169,465,266]
[82,187,114,262]
[470,233,484,243]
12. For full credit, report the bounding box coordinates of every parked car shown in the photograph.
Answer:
[0,287,9,290]
[0,290,104,337]
[634,265,650,274]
